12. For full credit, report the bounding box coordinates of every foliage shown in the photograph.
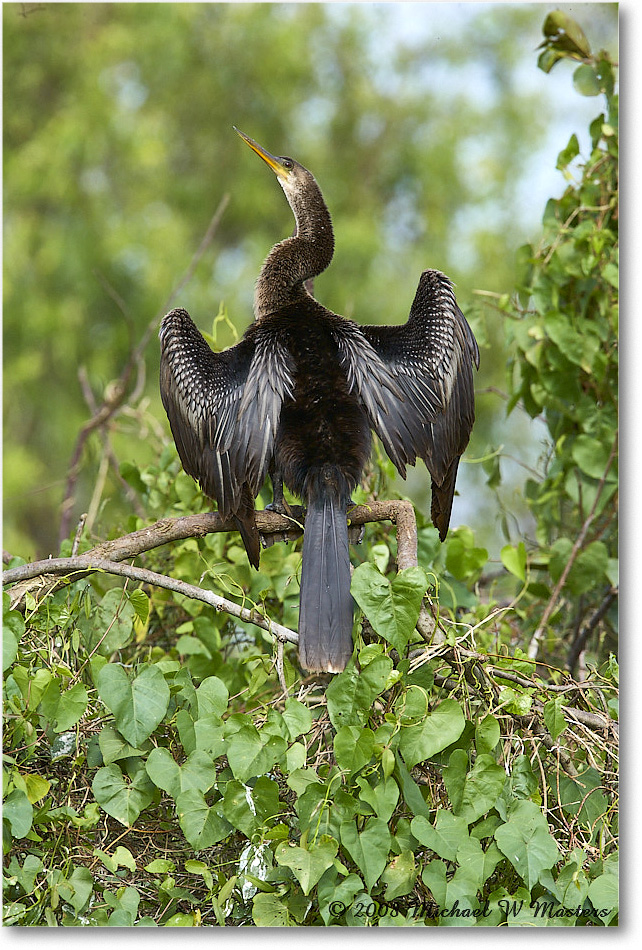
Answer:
[487,9,618,671]
[3,534,617,926]
[3,11,618,930]
[2,2,617,558]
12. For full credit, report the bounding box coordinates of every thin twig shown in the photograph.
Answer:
[4,555,298,646]
[566,586,618,675]
[58,194,230,544]
[527,432,618,659]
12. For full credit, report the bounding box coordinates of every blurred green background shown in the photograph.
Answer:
[3,1,618,560]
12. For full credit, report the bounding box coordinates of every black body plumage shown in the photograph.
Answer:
[159,130,479,673]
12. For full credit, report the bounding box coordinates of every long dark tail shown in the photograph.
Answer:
[430,457,461,542]
[298,475,354,673]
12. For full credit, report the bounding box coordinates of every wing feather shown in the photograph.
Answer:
[335,270,479,536]
[159,308,293,521]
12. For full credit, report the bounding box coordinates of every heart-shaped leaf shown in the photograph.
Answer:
[145,747,216,799]
[176,789,232,848]
[495,800,560,889]
[398,698,465,767]
[275,836,338,895]
[225,724,287,783]
[351,563,428,654]
[443,749,506,824]
[97,663,170,747]
[356,776,399,822]
[340,817,391,891]
[333,725,375,773]
[92,763,154,826]
[58,866,94,913]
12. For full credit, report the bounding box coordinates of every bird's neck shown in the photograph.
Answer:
[254,186,334,320]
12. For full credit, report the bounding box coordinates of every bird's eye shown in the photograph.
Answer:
[281,158,293,169]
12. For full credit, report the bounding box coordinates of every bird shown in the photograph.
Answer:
[159,128,479,673]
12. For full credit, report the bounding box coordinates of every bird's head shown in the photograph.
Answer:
[234,127,316,203]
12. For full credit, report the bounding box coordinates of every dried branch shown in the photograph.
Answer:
[566,586,618,675]
[527,432,618,659]
[4,499,423,655]
[58,194,230,544]
[5,500,419,590]
[4,554,298,646]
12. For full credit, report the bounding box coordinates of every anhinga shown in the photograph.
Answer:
[159,128,479,673]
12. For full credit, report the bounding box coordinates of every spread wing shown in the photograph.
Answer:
[335,270,479,538]
[159,308,294,546]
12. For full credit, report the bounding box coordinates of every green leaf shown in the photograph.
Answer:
[494,800,560,889]
[340,817,392,892]
[220,775,280,837]
[556,133,580,170]
[381,850,417,900]
[128,588,150,626]
[544,312,599,372]
[3,594,25,671]
[443,749,505,824]
[411,810,470,862]
[572,435,613,479]
[557,766,608,829]
[567,541,610,596]
[145,858,176,875]
[333,725,375,773]
[22,773,51,804]
[97,663,170,747]
[539,11,590,62]
[445,529,488,581]
[111,846,136,871]
[176,789,232,848]
[39,680,88,733]
[3,789,33,838]
[398,698,465,768]
[58,866,94,914]
[500,542,527,582]
[145,747,215,799]
[351,563,427,654]
[252,892,291,927]
[282,697,313,739]
[356,775,399,822]
[275,836,338,895]
[98,725,148,764]
[587,854,618,914]
[543,697,566,742]
[105,884,140,926]
[475,714,501,755]
[317,872,364,925]
[82,588,135,655]
[225,724,287,783]
[326,653,393,729]
[573,64,602,97]
[195,676,229,718]
[92,763,154,826]
[393,752,430,819]
[421,858,447,906]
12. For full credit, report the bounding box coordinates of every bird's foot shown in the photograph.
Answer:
[347,499,365,544]
[265,497,293,517]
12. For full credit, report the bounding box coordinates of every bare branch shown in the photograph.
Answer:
[527,432,618,659]
[58,194,230,544]
[4,554,298,646]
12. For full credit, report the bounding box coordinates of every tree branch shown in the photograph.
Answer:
[58,194,230,544]
[4,555,298,646]
[4,499,423,653]
[4,499,421,612]
[527,432,618,659]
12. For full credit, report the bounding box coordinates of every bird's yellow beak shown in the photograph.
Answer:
[234,127,291,181]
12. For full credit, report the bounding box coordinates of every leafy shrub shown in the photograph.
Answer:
[3,12,617,929]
